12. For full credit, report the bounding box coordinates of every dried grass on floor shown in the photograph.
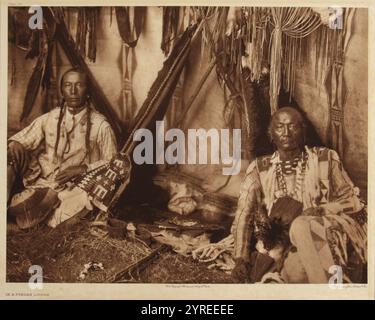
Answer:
[7,221,149,283]
[139,251,232,283]
[7,221,233,284]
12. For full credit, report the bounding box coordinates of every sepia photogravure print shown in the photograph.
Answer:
[1,0,373,299]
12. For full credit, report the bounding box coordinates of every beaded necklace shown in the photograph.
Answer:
[275,152,307,199]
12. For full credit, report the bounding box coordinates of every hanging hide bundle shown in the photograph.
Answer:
[241,8,271,83]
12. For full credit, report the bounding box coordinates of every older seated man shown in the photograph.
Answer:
[7,67,118,229]
[231,107,367,284]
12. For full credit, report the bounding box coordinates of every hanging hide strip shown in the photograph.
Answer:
[161,7,181,55]
[20,9,56,121]
[115,7,145,47]
[75,9,87,57]
[87,9,98,62]
[115,7,146,121]
[75,7,99,62]
[199,7,228,61]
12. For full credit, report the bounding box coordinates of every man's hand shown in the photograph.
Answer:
[55,165,87,185]
[8,140,29,172]
[231,258,251,283]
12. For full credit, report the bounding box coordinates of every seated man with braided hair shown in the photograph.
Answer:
[231,107,367,284]
[7,67,118,229]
